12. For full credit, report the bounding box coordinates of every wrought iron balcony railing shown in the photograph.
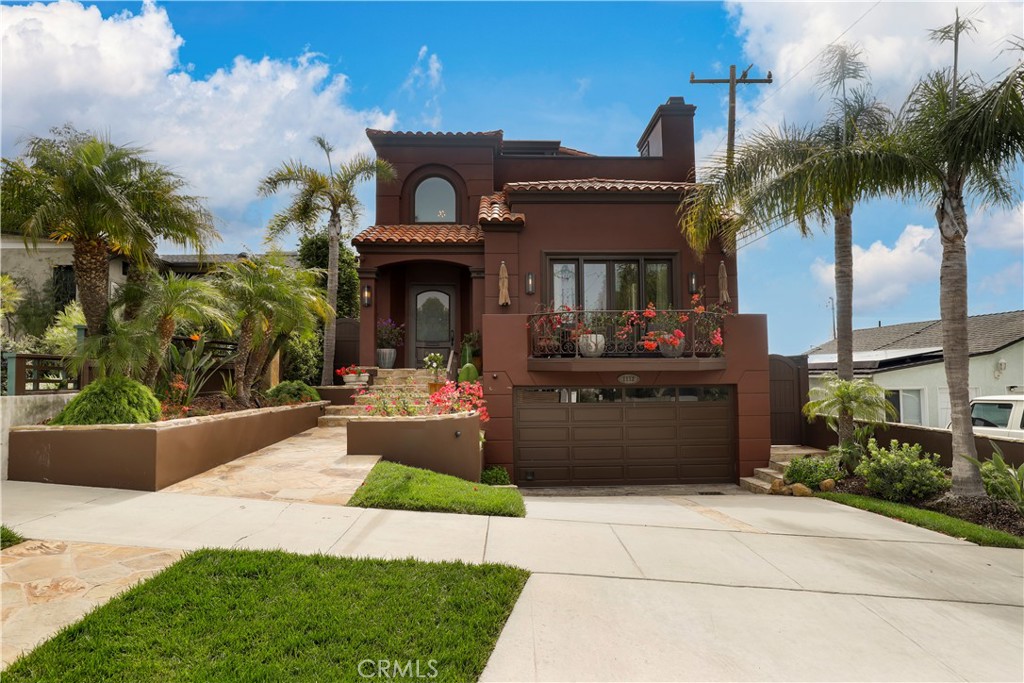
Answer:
[527,308,726,359]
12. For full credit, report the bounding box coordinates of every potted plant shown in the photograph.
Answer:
[422,352,446,395]
[690,292,728,357]
[335,364,367,385]
[572,310,609,358]
[375,318,404,369]
[529,304,573,357]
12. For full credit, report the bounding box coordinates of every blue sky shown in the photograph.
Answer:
[2,1,1021,354]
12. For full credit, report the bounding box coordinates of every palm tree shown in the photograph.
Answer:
[884,18,1024,496]
[803,373,897,471]
[118,271,231,387]
[10,129,215,336]
[679,44,894,447]
[258,137,395,385]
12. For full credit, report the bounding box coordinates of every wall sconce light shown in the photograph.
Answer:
[361,284,373,308]
[995,357,1008,379]
[525,272,536,296]
[688,272,699,295]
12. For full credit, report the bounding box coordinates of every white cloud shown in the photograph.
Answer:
[978,261,1024,297]
[970,203,1024,251]
[1,1,396,249]
[401,45,444,129]
[697,2,1023,168]
[811,224,941,311]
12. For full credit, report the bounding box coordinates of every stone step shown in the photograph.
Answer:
[770,459,790,473]
[326,405,365,416]
[318,415,351,428]
[354,394,430,406]
[770,445,828,459]
[754,467,783,484]
[739,476,771,494]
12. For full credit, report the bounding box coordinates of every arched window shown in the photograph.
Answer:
[414,177,457,223]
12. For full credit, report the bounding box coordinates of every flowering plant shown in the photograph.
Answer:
[335,364,362,377]
[376,318,405,348]
[690,290,729,355]
[428,380,490,422]
[359,387,425,417]
[422,352,445,379]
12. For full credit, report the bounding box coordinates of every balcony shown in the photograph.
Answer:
[526,307,727,372]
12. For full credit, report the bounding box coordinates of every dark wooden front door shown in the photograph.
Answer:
[408,285,456,368]
[514,386,737,486]
[769,354,809,445]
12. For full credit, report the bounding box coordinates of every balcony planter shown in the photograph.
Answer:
[342,374,361,385]
[658,338,686,358]
[577,333,605,358]
[8,401,328,491]
[347,410,484,481]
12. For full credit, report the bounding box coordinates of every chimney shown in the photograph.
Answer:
[636,97,697,180]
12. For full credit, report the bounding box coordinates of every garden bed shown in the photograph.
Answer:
[8,401,328,491]
[831,475,1024,537]
[347,411,484,482]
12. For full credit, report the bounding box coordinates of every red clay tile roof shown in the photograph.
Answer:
[556,146,595,157]
[366,129,503,138]
[478,191,525,226]
[504,178,694,193]
[352,224,484,245]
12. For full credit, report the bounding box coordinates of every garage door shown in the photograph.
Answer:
[515,386,736,486]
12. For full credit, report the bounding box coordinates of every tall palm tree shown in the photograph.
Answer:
[258,137,395,385]
[10,129,215,336]
[679,44,894,447]
[884,18,1024,495]
[118,271,231,387]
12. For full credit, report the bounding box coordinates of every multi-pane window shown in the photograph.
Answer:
[549,257,673,310]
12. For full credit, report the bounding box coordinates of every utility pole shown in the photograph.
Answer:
[690,64,773,166]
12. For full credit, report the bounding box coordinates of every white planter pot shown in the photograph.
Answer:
[342,375,360,385]
[577,333,605,358]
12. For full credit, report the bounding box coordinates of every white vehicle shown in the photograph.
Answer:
[961,396,1024,440]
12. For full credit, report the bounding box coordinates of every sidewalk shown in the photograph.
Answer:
[3,481,1022,681]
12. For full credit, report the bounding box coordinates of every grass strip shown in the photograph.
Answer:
[348,461,526,518]
[1,525,25,549]
[818,492,1024,549]
[6,549,530,682]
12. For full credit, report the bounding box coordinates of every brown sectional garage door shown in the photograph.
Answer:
[515,387,736,486]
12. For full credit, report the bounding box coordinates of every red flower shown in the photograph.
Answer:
[672,329,685,339]
[643,340,658,351]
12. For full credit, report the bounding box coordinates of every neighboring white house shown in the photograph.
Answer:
[805,310,1024,428]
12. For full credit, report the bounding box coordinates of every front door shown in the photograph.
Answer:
[408,285,456,368]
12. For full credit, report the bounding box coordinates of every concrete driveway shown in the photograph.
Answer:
[3,482,1022,681]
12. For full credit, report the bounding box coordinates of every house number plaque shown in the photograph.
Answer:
[617,373,640,385]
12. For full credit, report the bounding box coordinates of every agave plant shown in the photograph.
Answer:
[158,338,224,408]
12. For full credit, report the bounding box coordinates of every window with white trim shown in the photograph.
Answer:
[886,389,923,425]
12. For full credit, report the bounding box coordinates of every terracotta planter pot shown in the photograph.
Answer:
[427,381,445,395]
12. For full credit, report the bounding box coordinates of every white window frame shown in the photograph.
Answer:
[886,388,926,426]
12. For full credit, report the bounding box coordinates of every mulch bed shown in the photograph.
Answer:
[833,475,1024,537]
[160,395,248,420]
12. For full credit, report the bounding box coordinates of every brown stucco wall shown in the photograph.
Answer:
[481,313,771,481]
[8,402,328,491]
[346,412,484,481]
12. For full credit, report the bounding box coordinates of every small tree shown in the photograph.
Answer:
[803,373,897,472]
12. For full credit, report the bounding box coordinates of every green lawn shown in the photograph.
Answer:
[348,461,526,518]
[5,549,529,682]
[818,492,1024,549]
[1,524,24,549]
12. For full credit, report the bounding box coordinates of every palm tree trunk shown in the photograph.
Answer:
[245,330,273,393]
[235,316,256,407]
[256,334,288,388]
[123,259,149,322]
[73,238,111,336]
[833,207,855,446]
[937,191,984,496]
[143,315,176,388]
[320,210,341,386]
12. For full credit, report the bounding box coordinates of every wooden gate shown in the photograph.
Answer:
[769,355,809,445]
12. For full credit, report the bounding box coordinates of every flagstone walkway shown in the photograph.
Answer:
[1,539,183,667]
[163,426,378,505]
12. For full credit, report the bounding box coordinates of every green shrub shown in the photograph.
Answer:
[51,375,161,425]
[967,444,1024,517]
[784,454,845,488]
[854,439,950,503]
[481,465,511,486]
[264,380,320,405]
[457,363,479,383]
[40,301,85,357]
[281,328,323,386]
